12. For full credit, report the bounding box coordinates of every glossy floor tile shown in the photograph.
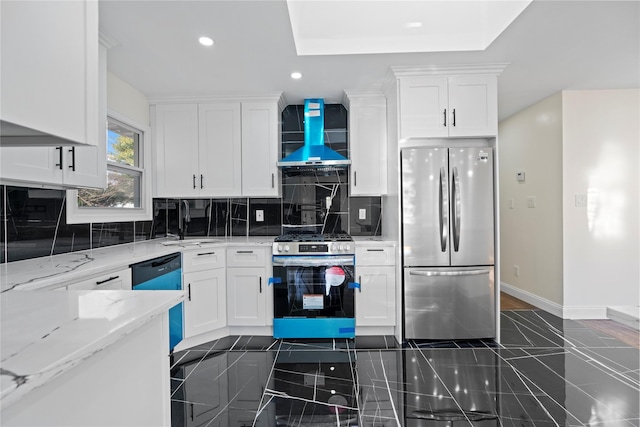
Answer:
[170,311,640,426]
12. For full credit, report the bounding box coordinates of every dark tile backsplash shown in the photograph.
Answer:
[0,104,381,263]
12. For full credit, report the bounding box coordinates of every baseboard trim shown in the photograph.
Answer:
[500,282,563,317]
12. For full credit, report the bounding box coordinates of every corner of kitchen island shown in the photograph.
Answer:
[1,289,184,426]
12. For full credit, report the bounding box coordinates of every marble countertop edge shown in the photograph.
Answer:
[0,290,184,410]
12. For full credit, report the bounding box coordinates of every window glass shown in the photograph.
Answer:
[77,118,143,209]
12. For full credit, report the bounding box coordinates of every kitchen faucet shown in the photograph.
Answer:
[178,200,190,239]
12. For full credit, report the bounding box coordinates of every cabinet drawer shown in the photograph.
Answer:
[226,247,268,267]
[182,247,225,272]
[66,268,132,291]
[356,246,395,266]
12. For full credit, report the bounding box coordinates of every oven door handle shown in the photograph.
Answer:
[272,256,355,267]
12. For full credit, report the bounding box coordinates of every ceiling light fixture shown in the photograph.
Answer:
[290,72,302,79]
[198,36,214,47]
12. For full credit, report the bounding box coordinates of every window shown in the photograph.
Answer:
[66,111,152,223]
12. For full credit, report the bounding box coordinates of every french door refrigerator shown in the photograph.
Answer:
[402,147,495,340]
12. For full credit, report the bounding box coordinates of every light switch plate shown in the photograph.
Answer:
[256,210,264,222]
[359,209,367,220]
[527,196,536,208]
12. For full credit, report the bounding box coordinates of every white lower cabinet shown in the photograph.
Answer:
[66,268,131,290]
[183,268,226,338]
[355,245,396,327]
[182,248,227,339]
[226,247,272,327]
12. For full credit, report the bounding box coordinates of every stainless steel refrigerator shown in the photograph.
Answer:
[402,147,495,340]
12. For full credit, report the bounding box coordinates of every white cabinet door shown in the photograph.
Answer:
[198,103,242,197]
[0,147,63,185]
[0,43,107,189]
[1,0,99,147]
[399,76,448,139]
[398,74,498,139]
[183,268,227,338]
[152,104,199,197]
[356,266,396,327]
[348,94,388,196]
[226,267,267,326]
[448,74,498,137]
[241,102,280,197]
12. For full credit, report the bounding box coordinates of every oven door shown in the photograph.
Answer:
[272,255,356,320]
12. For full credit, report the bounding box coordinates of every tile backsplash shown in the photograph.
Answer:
[0,103,381,263]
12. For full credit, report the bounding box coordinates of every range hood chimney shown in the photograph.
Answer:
[277,98,350,168]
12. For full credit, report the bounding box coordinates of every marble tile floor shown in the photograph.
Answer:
[170,310,639,426]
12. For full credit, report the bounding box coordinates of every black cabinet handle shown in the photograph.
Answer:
[96,276,119,285]
[354,171,357,187]
[200,174,204,189]
[366,248,384,252]
[452,108,456,127]
[259,277,262,293]
[56,147,63,169]
[68,147,76,171]
[358,276,362,293]
[443,109,447,127]
[197,251,216,256]
[192,174,196,189]
[237,250,254,254]
[271,173,275,188]
[188,283,191,301]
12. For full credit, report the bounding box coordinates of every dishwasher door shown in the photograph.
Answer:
[131,252,183,351]
[404,267,495,340]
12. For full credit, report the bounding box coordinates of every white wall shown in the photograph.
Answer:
[562,89,640,318]
[499,89,640,319]
[498,93,564,314]
[107,72,149,127]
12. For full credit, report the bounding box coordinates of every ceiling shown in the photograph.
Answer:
[99,0,639,121]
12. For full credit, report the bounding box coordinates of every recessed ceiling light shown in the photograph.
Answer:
[406,22,423,29]
[198,36,214,47]
[290,72,302,79]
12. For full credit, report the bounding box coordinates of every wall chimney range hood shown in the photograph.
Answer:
[277,98,350,168]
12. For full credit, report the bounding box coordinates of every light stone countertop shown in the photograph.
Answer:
[0,237,274,293]
[0,289,184,409]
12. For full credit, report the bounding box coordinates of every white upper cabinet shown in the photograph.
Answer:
[0,0,99,147]
[345,92,388,196]
[241,102,281,197]
[395,66,505,140]
[199,103,243,197]
[153,102,242,197]
[0,43,108,189]
[152,96,282,198]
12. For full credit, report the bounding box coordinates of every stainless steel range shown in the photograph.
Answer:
[272,233,356,339]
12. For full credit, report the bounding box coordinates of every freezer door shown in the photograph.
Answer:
[449,147,494,266]
[401,148,449,267]
[403,267,495,340]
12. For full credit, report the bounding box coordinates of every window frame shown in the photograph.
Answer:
[66,110,152,224]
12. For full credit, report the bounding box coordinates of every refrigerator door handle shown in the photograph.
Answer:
[439,167,448,252]
[409,269,490,277]
[452,166,461,252]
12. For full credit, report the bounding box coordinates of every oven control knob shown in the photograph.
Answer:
[345,244,351,251]
[284,245,290,252]
[331,244,337,252]
[339,244,345,251]
[277,245,283,252]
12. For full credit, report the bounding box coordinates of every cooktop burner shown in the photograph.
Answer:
[274,233,353,243]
